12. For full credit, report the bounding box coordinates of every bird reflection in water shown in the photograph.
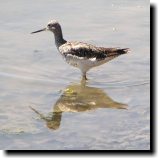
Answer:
[30,81,127,130]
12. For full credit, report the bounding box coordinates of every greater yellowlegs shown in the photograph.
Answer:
[31,20,129,80]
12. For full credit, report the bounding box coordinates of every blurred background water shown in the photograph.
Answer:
[0,0,150,150]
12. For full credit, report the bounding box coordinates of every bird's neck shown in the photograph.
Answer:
[53,26,66,48]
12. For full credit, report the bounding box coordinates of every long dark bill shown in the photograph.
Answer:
[31,28,46,34]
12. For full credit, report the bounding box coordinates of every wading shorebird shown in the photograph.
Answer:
[31,20,129,80]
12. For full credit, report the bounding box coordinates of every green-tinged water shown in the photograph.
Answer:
[0,0,150,150]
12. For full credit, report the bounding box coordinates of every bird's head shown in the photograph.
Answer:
[31,20,61,34]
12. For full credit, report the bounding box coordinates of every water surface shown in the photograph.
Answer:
[0,0,150,150]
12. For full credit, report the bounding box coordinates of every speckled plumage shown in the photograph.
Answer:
[31,20,130,80]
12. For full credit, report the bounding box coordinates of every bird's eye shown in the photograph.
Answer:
[48,24,51,27]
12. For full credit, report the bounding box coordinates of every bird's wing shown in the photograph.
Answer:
[59,41,129,60]
[59,41,107,60]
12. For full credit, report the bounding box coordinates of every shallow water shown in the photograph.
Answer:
[0,0,150,150]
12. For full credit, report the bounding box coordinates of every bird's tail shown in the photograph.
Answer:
[116,48,130,55]
[106,48,130,58]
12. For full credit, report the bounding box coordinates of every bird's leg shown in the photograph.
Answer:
[82,72,87,80]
